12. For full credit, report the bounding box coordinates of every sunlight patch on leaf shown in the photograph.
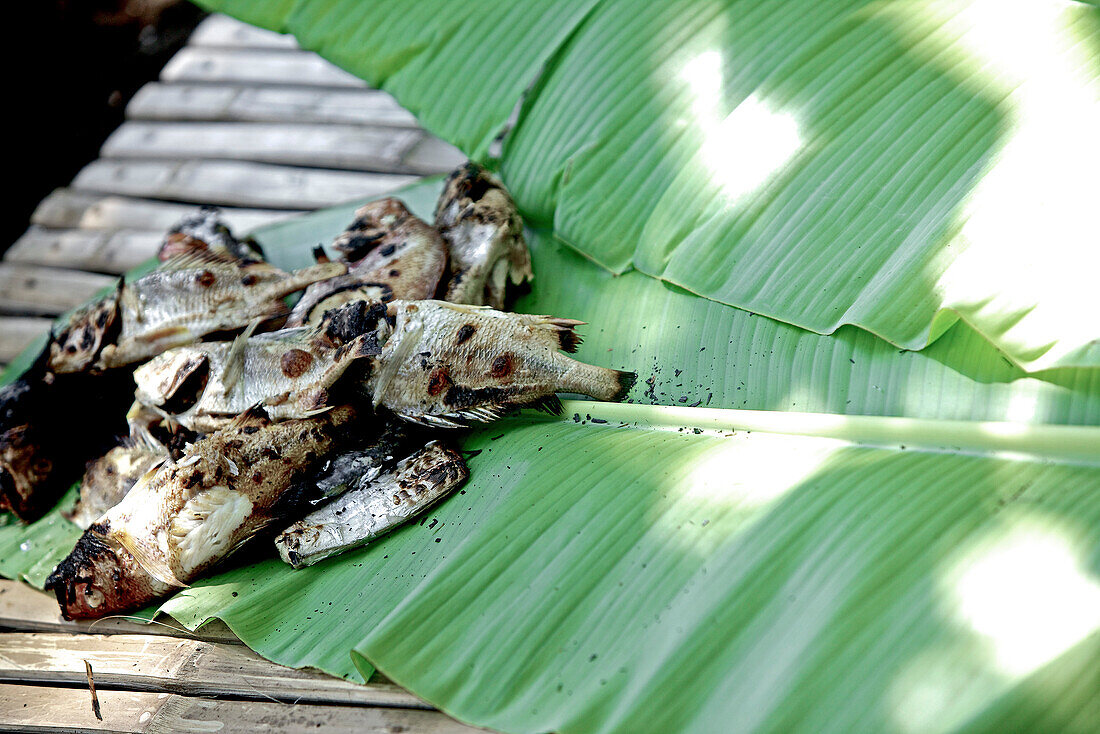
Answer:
[652,431,838,555]
[944,515,1100,677]
[911,0,1100,370]
[682,51,803,202]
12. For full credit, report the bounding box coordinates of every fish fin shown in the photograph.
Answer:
[297,404,334,419]
[407,404,515,427]
[112,528,187,588]
[157,248,241,271]
[371,320,423,408]
[169,486,254,578]
[609,370,638,402]
[396,411,467,429]
[454,404,515,423]
[529,394,564,416]
[436,301,492,315]
[312,245,331,264]
[135,458,169,483]
[501,312,585,352]
[554,325,582,353]
[129,429,168,455]
[569,367,637,402]
[225,404,272,430]
[518,314,585,353]
[222,319,260,395]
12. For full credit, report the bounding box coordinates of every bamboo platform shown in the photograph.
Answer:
[0,14,479,733]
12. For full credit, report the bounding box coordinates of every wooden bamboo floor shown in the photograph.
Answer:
[0,14,481,733]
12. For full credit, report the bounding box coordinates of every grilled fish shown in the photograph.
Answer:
[133,301,388,433]
[435,162,532,309]
[67,441,165,530]
[46,405,359,618]
[276,440,468,568]
[287,198,447,327]
[48,250,345,374]
[369,300,635,427]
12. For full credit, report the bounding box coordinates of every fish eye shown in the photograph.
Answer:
[82,586,105,608]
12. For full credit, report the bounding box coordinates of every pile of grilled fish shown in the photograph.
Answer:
[6,163,636,619]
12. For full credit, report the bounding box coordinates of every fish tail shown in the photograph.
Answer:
[561,361,637,403]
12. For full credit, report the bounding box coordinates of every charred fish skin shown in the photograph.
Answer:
[0,367,134,521]
[276,440,468,569]
[288,198,447,327]
[133,301,390,433]
[67,442,165,530]
[369,300,636,427]
[157,206,265,263]
[47,405,359,619]
[435,162,532,309]
[295,418,421,506]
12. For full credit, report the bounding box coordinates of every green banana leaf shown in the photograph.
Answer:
[3,178,1099,733]
[198,0,1100,372]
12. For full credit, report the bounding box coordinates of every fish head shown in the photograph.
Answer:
[47,290,121,374]
[434,162,507,227]
[159,207,263,263]
[435,163,530,307]
[44,523,158,619]
[133,350,211,415]
[333,198,414,261]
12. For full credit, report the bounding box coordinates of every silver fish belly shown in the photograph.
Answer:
[275,440,468,568]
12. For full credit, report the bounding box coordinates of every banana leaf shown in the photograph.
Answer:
[2,178,1098,733]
